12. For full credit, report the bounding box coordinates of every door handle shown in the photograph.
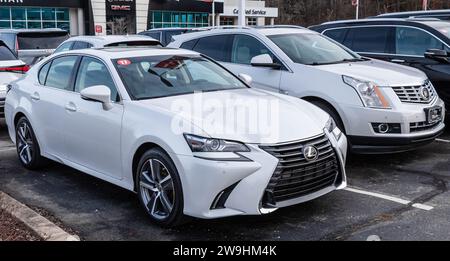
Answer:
[65,102,77,112]
[30,92,40,101]
[391,59,405,63]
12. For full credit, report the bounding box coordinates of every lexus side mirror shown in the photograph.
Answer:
[239,73,253,86]
[424,49,449,63]
[80,85,113,110]
[251,54,282,69]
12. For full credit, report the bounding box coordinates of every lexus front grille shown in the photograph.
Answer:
[259,134,340,207]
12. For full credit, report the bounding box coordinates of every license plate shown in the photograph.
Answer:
[425,106,442,124]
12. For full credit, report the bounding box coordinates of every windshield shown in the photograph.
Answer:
[114,55,247,100]
[268,33,362,65]
[424,22,450,39]
[17,32,70,50]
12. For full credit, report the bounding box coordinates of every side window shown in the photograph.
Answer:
[72,41,90,50]
[395,27,446,56]
[323,28,348,43]
[180,39,198,50]
[142,31,161,41]
[231,34,275,65]
[54,42,73,53]
[346,27,391,53]
[0,33,16,52]
[193,35,232,62]
[38,62,51,85]
[45,56,78,90]
[75,57,119,102]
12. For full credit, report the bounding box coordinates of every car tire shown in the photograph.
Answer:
[136,148,186,227]
[15,117,48,170]
[309,100,346,134]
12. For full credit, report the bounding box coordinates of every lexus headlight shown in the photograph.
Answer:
[343,75,391,109]
[325,117,342,141]
[184,134,250,153]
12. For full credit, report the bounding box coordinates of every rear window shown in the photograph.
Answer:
[0,43,17,61]
[17,32,70,50]
[192,35,232,62]
[104,41,162,47]
[323,28,348,43]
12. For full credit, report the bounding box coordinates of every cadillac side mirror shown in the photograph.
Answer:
[424,49,449,63]
[80,85,113,111]
[251,54,282,69]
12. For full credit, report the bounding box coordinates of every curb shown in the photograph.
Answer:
[0,191,80,241]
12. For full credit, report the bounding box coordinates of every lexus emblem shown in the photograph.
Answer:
[303,145,319,162]
[419,87,431,101]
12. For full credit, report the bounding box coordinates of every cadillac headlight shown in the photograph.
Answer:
[184,134,250,153]
[343,75,391,109]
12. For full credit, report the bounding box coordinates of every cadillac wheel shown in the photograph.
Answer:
[137,149,185,227]
[15,117,47,170]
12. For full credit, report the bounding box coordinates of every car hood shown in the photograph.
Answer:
[314,59,427,87]
[137,88,329,144]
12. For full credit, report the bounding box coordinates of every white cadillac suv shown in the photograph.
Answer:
[4,47,347,226]
[169,26,446,153]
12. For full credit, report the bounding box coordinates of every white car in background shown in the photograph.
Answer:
[0,40,27,119]
[5,47,347,226]
[169,26,446,153]
[54,35,162,54]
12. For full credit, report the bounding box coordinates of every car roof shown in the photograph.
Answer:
[377,9,450,17]
[0,28,67,34]
[64,35,160,46]
[171,25,316,42]
[318,17,440,26]
[59,47,200,59]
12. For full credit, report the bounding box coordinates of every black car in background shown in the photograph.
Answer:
[0,29,69,65]
[310,18,450,110]
[139,28,206,46]
[375,9,450,21]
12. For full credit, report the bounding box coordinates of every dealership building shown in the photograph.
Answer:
[0,0,278,35]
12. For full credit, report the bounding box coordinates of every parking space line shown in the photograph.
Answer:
[0,147,15,152]
[436,138,450,143]
[344,187,434,211]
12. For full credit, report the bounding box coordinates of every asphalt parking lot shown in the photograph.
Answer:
[1,119,450,241]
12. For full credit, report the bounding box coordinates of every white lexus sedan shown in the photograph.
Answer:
[4,47,347,227]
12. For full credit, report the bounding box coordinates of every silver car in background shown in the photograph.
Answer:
[169,26,446,153]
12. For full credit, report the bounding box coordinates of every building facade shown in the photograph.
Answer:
[0,0,278,36]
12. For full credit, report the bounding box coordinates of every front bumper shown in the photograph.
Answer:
[341,97,445,154]
[172,131,347,219]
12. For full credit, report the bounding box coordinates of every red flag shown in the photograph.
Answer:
[352,0,359,7]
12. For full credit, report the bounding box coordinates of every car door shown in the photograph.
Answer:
[224,34,282,92]
[62,56,124,180]
[32,55,79,157]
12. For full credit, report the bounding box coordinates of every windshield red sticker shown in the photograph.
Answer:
[117,59,131,66]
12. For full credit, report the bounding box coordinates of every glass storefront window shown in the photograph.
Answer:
[12,21,26,29]
[27,21,41,29]
[0,7,10,20]
[56,8,69,20]
[27,8,41,20]
[11,8,26,20]
[0,7,69,30]
[0,21,11,29]
[42,8,55,20]
[149,11,210,29]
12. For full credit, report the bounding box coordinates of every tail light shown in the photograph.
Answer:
[0,65,30,74]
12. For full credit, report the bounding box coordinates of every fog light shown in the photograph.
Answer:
[378,123,389,134]
[371,123,401,134]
